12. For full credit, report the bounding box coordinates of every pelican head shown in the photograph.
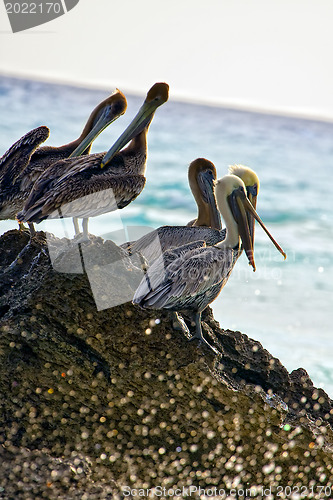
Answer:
[188,158,222,230]
[229,164,260,243]
[100,82,169,168]
[69,89,127,158]
[228,164,260,208]
[216,175,286,271]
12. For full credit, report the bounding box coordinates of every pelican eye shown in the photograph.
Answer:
[247,184,258,197]
[202,169,214,182]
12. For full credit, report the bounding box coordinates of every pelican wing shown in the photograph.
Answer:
[53,154,103,185]
[20,147,75,191]
[24,150,119,208]
[20,173,146,222]
[133,240,206,300]
[22,153,104,210]
[54,151,128,186]
[0,127,49,183]
[19,156,76,215]
[134,244,237,311]
[127,225,224,266]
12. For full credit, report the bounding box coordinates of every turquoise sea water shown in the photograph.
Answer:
[0,75,332,396]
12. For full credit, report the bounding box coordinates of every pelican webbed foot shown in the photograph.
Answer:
[172,311,220,354]
[17,220,36,237]
[28,222,36,237]
[73,233,90,244]
[171,312,192,340]
[18,222,29,233]
[189,312,220,355]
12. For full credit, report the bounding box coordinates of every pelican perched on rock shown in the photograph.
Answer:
[0,126,50,233]
[133,174,286,354]
[125,163,259,267]
[185,157,222,230]
[122,158,221,261]
[0,90,127,233]
[18,83,169,238]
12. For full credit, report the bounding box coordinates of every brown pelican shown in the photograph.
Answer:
[125,164,259,267]
[18,83,169,238]
[0,126,50,233]
[133,174,286,354]
[0,89,127,232]
[122,157,221,261]
[186,157,222,229]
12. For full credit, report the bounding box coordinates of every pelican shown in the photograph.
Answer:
[184,157,222,230]
[0,126,50,233]
[124,163,259,267]
[0,89,127,233]
[18,82,169,239]
[122,158,221,261]
[133,174,286,354]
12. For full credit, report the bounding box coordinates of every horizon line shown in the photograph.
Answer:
[1,68,333,125]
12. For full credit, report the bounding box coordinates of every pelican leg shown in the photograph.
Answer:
[171,312,192,339]
[73,218,89,243]
[82,218,89,239]
[73,217,80,236]
[190,312,219,355]
[28,222,36,237]
[18,221,28,232]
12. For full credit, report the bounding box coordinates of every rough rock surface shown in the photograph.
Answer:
[0,230,332,499]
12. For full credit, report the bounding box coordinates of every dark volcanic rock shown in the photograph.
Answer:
[0,229,332,499]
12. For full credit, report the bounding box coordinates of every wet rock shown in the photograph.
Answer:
[0,229,332,499]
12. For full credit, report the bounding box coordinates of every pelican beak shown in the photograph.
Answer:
[69,103,126,158]
[100,100,158,168]
[100,82,169,168]
[247,184,258,209]
[245,183,258,244]
[230,187,286,271]
[229,191,256,271]
[197,170,222,230]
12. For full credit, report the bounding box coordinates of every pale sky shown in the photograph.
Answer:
[1,0,333,119]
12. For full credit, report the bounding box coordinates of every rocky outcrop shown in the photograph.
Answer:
[0,230,332,499]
